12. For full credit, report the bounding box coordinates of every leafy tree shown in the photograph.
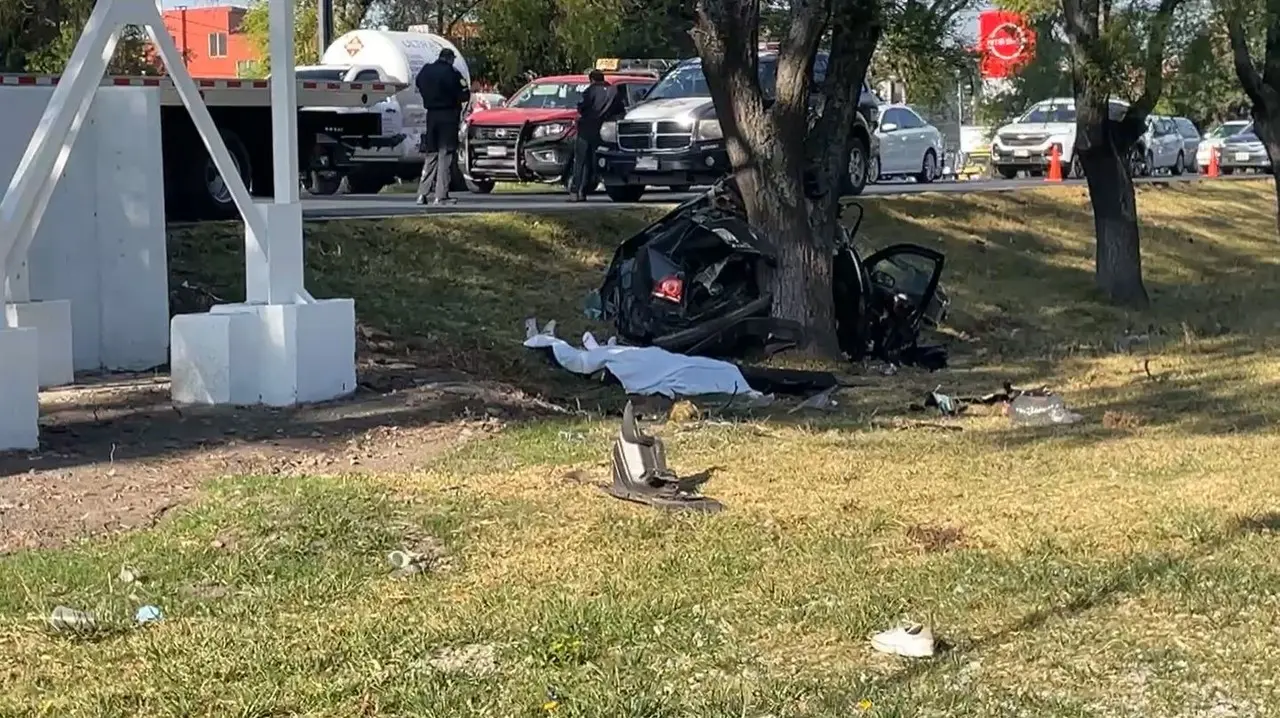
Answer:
[692,0,882,355]
[1158,26,1250,128]
[998,0,1183,306]
[468,0,626,93]
[1221,0,1280,232]
[871,0,981,108]
[1,0,157,74]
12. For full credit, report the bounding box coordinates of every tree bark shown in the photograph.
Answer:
[693,0,881,356]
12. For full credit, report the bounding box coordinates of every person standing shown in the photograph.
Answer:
[568,70,624,202]
[415,47,471,206]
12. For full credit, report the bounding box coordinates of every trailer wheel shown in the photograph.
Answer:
[307,170,343,195]
[186,128,252,221]
[466,178,496,194]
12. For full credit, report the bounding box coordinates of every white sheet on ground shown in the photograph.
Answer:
[522,319,762,399]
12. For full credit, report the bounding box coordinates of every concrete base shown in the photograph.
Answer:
[5,300,74,388]
[0,327,40,450]
[170,299,356,407]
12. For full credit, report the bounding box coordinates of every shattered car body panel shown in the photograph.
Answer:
[594,178,949,365]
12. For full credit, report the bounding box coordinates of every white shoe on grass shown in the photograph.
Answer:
[870,622,936,658]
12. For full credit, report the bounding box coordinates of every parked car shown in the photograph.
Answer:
[1171,117,1201,173]
[1218,126,1271,174]
[990,97,1127,178]
[869,104,945,183]
[596,50,881,201]
[462,65,660,193]
[1137,115,1187,175]
[1196,120,1251,169]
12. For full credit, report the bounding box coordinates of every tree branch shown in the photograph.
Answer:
[773,0,830,138]
[1128,0,1184,118]
[1227,10,1267,103]
[692,0,767,163]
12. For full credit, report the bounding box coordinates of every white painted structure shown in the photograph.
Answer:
[0,0,356,450]
[0,86,170,381]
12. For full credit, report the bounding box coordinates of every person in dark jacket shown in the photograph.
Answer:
[568,70,625,201]
[415,47,471,205]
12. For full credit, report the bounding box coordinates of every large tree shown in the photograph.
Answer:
[1058,0,1184,306]
[1222,0,1280,232]
[239,0,377,74]
[692,0,882,354]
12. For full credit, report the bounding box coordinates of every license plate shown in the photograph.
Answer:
[1013,149,1030,157]
[1235,152,1250,162]
[485,146,507,158]
[635,156,658,171]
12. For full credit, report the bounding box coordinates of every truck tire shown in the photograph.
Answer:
[184,128,251,221]
[605,185,646,202]
[467,178,496,194]
[840,134,870,196]
[307,171,342,195]
[996,166,1018,179]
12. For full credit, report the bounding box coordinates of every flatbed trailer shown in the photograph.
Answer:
[0,73,401,221]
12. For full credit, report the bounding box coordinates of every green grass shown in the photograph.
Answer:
[8,180,1280,716]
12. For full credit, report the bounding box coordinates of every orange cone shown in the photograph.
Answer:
[1047,144,1063,182]
[1207,146,1220,178]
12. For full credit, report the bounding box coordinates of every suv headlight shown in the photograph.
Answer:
[694,119,722,141]
[600,120,618,143]
[533,122,569,138]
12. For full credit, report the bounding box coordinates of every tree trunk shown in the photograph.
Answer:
[1080,143,1149,307]
[1251,109,1280,237]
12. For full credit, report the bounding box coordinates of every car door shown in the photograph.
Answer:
[862,244,948,332]
[894,108,924,171]
[1157,118,1180,166]
[878,108,909,173]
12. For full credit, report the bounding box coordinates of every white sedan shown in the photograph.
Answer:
[870,104,945,183]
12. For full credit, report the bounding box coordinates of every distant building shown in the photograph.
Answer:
[161,5,259,77]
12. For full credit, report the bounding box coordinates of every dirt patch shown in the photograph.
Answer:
[0,361,566,554]
[905,522,967,553]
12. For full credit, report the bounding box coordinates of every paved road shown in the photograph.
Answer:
[300,172,1258,221]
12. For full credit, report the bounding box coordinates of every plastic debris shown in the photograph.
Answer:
[48,606,98,634]
[118,566,143,584]
[1009,393,1083,426]
[135,605,163,625]
[927,386,959,415]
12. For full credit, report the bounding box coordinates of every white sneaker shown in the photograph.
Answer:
[870,622,936,658]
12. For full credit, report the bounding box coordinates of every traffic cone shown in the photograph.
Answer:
[1207,146,1220,178]
[1047,145,1063,182]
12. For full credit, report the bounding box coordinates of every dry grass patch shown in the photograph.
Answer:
[3,180,1280,716]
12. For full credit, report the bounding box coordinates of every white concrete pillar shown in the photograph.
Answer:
[0,327,39,450]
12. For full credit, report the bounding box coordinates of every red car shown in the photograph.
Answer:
[461,61,670,193]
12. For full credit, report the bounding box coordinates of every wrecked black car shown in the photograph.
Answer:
[589,176,950,368]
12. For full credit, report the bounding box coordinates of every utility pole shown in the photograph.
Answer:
[179,6,189,68]
[318,0,334,61]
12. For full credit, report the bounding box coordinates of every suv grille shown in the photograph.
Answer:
[617,120,693,151]
[999,133,1048,147]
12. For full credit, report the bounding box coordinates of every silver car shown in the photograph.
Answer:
[1218,125,1271,174]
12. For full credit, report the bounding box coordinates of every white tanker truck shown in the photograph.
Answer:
[296,29,472,195]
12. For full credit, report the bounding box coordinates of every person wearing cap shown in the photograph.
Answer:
[567,69,625,202]
[414,47,471,206]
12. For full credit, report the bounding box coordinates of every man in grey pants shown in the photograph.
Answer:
[415,48,471,205]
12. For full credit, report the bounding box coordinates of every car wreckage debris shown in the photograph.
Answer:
[604,401,724,513]
[588,176,951,370]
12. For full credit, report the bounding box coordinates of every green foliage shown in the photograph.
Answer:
[871,0,979,109]
[1158,28,1250,127]
[0,0,158,74]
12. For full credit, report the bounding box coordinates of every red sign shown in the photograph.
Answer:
[977,10,1035,79]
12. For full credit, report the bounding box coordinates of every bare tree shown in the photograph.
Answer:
[1060,0,1183,307]
[692,0,882,355]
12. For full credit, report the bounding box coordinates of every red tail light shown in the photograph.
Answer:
[652,275,683,303]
